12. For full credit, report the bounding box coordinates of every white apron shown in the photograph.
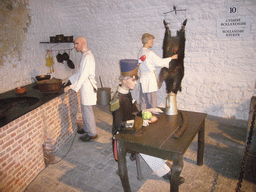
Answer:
[69,50,97,105]
[138,47,172,93]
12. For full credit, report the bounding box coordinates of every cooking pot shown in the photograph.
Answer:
[56,34,64,42]
[50,36,57,43]
[36,75,51,81]
[36,78,63,93]
[64,36,73,42]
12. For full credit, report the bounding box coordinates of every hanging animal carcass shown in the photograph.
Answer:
[158,19,187,94]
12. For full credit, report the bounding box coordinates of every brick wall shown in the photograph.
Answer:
[0,0,255,121]
[0,91,80,192]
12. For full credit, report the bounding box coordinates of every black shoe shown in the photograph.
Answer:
[179,177,185,185]
[80,134,98,142]
[163,173,170,180]
[163,174,185,185]
[77,129,87,134]
[163,161,185,185]
[130,153,136,161]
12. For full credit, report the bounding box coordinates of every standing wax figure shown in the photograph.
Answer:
[138,33,178,110]
[63,37,98,142]
[110,59,185,182]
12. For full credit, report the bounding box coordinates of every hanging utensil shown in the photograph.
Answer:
[67,59,75,69]
[56,51,64,63]
[62,52,69,61]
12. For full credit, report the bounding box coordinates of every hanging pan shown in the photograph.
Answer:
[62,52,69,61]
[67,59,75,69]
[56,52,64,63]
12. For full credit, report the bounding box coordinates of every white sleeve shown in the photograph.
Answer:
[149,51,172,68]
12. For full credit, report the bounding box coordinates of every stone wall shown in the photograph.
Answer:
[0,0,255,120]
[0,91,80,192]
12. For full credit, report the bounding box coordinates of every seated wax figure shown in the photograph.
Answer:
[110,59,185,183]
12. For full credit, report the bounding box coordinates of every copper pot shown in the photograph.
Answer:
[36,78,63,93]
[15,87,27,95]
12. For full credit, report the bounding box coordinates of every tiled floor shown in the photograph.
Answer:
[25,105,256,192]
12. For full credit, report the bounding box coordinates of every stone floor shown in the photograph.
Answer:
[25,105,256,192]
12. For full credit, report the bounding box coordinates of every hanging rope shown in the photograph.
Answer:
[235,103,256,192]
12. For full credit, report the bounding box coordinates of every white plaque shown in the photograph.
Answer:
[217,16,250,38]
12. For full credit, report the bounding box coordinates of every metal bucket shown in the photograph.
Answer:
[97,87,111,105]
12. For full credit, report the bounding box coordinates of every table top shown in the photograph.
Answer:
[115,110,207,160]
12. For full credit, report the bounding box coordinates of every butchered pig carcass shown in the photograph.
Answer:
[158,19,187,94]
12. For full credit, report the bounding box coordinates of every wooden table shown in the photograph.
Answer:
[115,110,207,192]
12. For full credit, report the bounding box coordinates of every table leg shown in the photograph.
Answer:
[170,155,184,192]
[135,153,144,180]
[117,140,131,192]
[197,119,205,166]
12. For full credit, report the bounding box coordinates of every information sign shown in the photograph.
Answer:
[217,16,250,38]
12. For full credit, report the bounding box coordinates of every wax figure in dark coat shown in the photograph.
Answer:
[111,85,139,135]
[110,59,185,183]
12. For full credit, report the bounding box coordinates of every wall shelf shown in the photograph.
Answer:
[40,42,74,44]
[40,41,74,51]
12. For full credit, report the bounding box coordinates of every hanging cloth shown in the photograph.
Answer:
[45,50,54,73]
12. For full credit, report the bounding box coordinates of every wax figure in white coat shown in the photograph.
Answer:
[111,59,184,183]
[138,33,178,110]
[64,37,98,142]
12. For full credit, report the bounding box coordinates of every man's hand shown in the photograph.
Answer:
[147,108,163,114]
[143,119,150,126]
[62,78,70,86]
[64,86,71,93]
[171,54,178,60]
[125,120,134,128]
